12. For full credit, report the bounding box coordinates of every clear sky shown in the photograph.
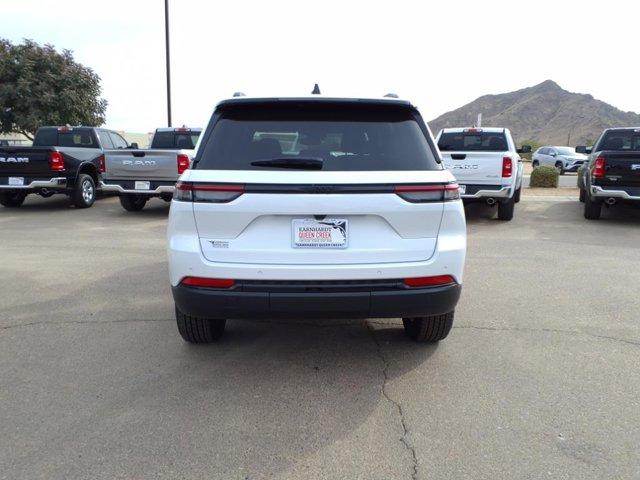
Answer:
[4,0,639,132]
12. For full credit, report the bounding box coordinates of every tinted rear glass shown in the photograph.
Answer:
[196,103,439,171]
[151,131,200,149]
[600,131,640,151]
[438,131,508,152]
[33,128,97,148]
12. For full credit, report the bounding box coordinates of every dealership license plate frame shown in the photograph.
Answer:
[292,218,349,249]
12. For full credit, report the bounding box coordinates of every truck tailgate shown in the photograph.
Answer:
[0,147,53,176]
[599,152,640,187]
[104,150,181,180]
[440,151,506,185]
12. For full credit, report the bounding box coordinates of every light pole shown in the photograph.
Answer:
[164,0,172,127]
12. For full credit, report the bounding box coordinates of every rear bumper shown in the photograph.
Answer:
[100,179,175,195]
[460,184,512,200]
[172,281,462,320]
[590,185,640,201]
[0,177,67,190]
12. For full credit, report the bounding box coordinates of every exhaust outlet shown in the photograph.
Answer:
[606,197,616,206]
[486,198,496,206]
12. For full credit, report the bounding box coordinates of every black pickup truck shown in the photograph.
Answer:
[577,128,640,219]
[0,126,136,208]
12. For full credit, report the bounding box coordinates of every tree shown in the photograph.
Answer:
[0,38,107,140]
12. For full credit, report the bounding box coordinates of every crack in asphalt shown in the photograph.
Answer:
[454,325,640,348]
[366,321,419,480]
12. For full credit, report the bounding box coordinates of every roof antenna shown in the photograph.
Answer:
[311,83,321,95]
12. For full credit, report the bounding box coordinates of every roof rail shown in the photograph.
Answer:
[384,93,399,98]
[232,92,246,97]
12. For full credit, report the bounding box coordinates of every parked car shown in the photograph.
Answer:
[100,127,202,211]
[0,126,135,208]
[149,127,201,151]
[577,128,640,219]
[167,95,467,343]
[435,127,529,221]
[532,146,587,174]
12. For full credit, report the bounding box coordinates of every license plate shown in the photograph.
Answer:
[134,181,150,190]
[458,184,466,194]
[8,177,24,186]
[292,218,348,249]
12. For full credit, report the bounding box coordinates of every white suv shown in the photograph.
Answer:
[167,96,467,343]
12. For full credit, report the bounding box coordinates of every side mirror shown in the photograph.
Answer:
[516,145,531,154]
[550,151,557,157]
[129,142,139,149]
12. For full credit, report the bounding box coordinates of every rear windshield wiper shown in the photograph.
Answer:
[250,157,323,170]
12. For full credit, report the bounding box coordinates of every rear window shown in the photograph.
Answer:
[196,103,439,171]
[33,128,98,148]
[599,130,640,151]
[438,131,508,152]
[151,131,201,149]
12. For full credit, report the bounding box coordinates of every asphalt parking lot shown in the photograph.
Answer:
[1,195,639,480]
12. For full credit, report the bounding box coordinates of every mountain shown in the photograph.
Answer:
[428,80,640,146]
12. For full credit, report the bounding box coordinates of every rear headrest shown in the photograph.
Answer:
[488,136,506,150]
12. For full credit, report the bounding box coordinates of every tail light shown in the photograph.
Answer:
[177,154,190,174]
[98,154,106,173]
[502,157,513,178]
[395,184,460,202]
[403,275,456,287]
[48,152,65,171]
[593,156,606,178]
[174,182,245,203]
[181,276,235,288]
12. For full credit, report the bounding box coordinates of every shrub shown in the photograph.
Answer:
[530,166,559,188]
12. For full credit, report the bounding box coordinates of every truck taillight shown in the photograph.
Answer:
[98,154,106,173]
[48,152,65,171]
[593,156,606,178]
[395,184,460,202]
[174,182,245,203]
[502,157,513,178]
[177,154,190,174]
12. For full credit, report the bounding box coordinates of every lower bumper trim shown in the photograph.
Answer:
[172,282,462,320]
[100,180,175,195]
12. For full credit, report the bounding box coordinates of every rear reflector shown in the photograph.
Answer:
[395,184,460,202]
[593,156,606,178]
[502,157,513,178]
[181,277,235,288]
[98,154,106,173]
[403,275,456,287]
[174,182,245,203]
[177,154,190,174]
[48,151,65,171]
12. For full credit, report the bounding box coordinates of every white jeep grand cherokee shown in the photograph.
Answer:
[167,96,467,343]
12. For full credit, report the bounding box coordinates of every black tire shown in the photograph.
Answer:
[72,174,96,208]
[403,311,454,342]
[555,162,565,175]
[497,197,515,221]
[175,305,226,343]
[583,192,602,220]
[0,190,27,207]
[532,161,539,168]
[119,194,148,212]
[514,186,522,203]
[579,188,586,203]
